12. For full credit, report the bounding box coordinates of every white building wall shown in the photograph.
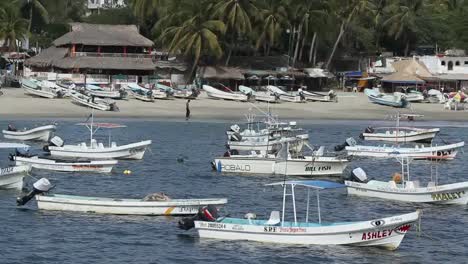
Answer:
[418,55,468,75]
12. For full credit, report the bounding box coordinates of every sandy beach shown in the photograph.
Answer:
[1,87,468,122]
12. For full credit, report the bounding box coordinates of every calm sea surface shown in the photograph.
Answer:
[0,119,467,264]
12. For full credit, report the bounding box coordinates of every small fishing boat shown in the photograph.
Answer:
[22,79,60,99]
[345,140,464,160]
[127,83,154,102]
[395,91,424,102]
[0,165,31,190]
[266,85,304,103]
[85,84,126,99]
[214,141,347,176]
[239,85,279,103]
[17,178,227,216]
[303,90,337,102]
[227,136,304,153]
[203,84,248,102]
[70,92,118,111]
[179,180,420,250]
[361,113,439,143]
[2,124,56,142]
[365,88,408,108]
[45,116,151,160]
[345,158,468,204]
[12,155,117,173]
[173,85,199,99]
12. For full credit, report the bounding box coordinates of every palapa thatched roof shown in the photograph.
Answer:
[53,23,154,47]
[382,59,432,83]
[53,56,157,70]
[154,60,188,72]
[24,47,68,68]
[199,66,245,80]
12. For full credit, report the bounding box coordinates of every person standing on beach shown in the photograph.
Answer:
[186,99,191,120]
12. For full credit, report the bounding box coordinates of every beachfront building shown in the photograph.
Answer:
[87,0,126,15]
[24,23,187,85]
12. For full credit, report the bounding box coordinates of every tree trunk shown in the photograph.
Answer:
[313,38,318,67]
[28,5,33,33]
[404,40,410,57]
[308,32,317,63]
[288,25,296,66]
[325,21,345,70]
[299,29,307,62]
[292,24,302,67]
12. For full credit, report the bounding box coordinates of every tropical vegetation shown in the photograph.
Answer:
[2,0,468,70]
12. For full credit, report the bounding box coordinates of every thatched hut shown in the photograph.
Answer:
[25,23,186,77]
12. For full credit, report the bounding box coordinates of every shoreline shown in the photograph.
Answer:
[2,88,468,123]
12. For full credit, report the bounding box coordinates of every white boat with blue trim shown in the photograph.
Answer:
[2,124,56,142]
[179,180,420,250]
[0,165,31,190]
[203,84,248,102]
[365,88,408,108]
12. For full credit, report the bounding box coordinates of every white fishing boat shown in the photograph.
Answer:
[361,113,439,143]
[12,155,117,173]
[266,85,304,103]
[227,136,304,153]
[2,124,56,142]
[152,88,171,100]
[22,78,59,99]
[179,180,420,250]
[239,85,279,103]
[173,88,198,99]
[70,92,118,111]
[35,194,227,215]
[127,83,154,102]
[303,90,337,102]
[365,88,408,108]
[214,141,347,176]
[345,158,468,204]
[203,84,248,102]
[46,116,151,160]
[85,84,125,99]
[345,141,464,160]
[0,165,31,190]
[16,178,227,216]
[395,91,424,102]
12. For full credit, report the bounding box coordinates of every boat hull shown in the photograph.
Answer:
[203,85,248,102]
[195,211,420,250]
[346,181,468,204]
[346,142,464,160]
[363,128,439,143]
[70,93,112,111]
[0,166,31,190]
[214,157,348,176]
[228,138,304,153]
[131,91,154,102]
[36,194,227,215]
[23,87,56,99]
[3,125,56,142]
[14,156,117,173]
[49,140,152,160]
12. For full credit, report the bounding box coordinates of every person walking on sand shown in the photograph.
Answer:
[186,99,191,120]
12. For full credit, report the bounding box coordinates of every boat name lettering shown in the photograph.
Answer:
[279,227,306,233]
[361,230,393,240]
[263,226,277,232]
[305,166,331,172]
[179,206,195,212]
[0,167,13,175]
[431,191,465,201]
[232,225,244,231]
[202,223,226,229]
[222,164,251,172]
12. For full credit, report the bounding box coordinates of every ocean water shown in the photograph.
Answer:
[0,119,467,264]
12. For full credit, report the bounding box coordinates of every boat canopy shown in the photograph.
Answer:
[0,143,30,149]
[267,180,345,190]
[76,123,126,128]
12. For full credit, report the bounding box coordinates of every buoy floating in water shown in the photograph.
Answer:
[123,170,132,175]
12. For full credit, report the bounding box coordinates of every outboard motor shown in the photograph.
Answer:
[360,126,375,139]
[17,178,53,206]
[229,132,242,142]
[178,205,219,230]
[110,103,120,112]
[334,137,357,151]
[119,88,128,98]
[43,136,64,152]
[230,124,241,134]
[7,124,17,131]
[350,167,369,183]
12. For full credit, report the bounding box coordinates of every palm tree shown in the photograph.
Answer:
[130,0,162,19]
[212,0,258,65]
[16,0,49,33]
[324,0,375,70]
[0,3,29,51]
[383,0,426,56]
[159,2,226,79]
[255,0,288,56]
